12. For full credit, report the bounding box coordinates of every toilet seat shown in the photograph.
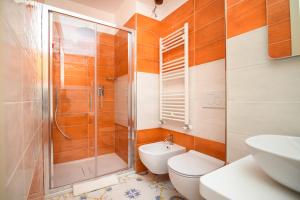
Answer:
[168,150,224,177]
[168,166,200,178]
[168,150,224,200]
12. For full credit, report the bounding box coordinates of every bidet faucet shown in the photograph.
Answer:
[164,134,173,145]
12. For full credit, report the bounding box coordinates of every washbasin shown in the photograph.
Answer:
[139,142,186,174]
[246,135,300,192]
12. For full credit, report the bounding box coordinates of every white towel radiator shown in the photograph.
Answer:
[159,23,190,129]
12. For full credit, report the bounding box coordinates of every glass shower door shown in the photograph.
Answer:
[50,12,97,188]
[95,25,131,176]
[48,11,134,189]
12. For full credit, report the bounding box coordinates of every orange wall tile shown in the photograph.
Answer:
[195,0,216,10]
[122,0,225,74]
[136,128,163,144]
[195,18,225,49]
[115,124,129,162]
[267,0,291,58]
[195,39,225,65]
[226,0,291,57]
[194,0,225,65]
[115,30,129,77]
[135,128,226,172]
[195,0,224,29]
[136,14,161,74]
[161,0,225,67]
[267,0,290,25]
[194,136,226,161]
[269,39,292,58]
[161,129,195,150]
[161,0,195,67]
[227,0,266,38]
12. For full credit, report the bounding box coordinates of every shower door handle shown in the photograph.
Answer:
[97,86,104,96]
[89,92,93,112]
[98,86,104,109]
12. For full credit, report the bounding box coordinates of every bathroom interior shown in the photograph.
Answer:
[0,0,299,199]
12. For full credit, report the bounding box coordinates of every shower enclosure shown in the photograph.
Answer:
[42,7,135,193]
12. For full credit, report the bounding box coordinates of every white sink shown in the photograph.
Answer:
[246,135,300,192]
[139,142,186,174]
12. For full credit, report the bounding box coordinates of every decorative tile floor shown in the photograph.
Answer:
[47,172,186,200]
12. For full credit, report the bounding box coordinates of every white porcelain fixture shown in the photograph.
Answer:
[246,135,300,192]
[168,150,224,200]
[199,156,300,200]
[138,142,186,174]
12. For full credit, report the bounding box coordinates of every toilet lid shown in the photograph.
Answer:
[168,150,224,177]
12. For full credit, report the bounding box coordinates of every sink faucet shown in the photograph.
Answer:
[164,134,173,145]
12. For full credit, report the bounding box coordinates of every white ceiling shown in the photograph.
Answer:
[69,0,124,13]
[69,0,156,13]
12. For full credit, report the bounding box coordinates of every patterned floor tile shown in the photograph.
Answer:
[47,172,186,200]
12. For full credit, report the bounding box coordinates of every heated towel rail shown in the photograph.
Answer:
[159,23,190,129]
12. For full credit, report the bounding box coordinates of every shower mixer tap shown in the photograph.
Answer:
[97,86,104,96]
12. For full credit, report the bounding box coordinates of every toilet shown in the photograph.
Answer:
[168,150,224,200]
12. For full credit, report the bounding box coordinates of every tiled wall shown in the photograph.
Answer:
[161,0,226,66]
[226,0,300,162]
[115,124,129,163]
[226,0,266,38]
[0,0,44,199]
[122,0,226,171]
[136,14,161,74]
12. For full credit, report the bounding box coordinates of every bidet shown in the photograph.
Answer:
[138,142,186,174]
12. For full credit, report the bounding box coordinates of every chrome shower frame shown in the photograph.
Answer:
[42,4,136,196]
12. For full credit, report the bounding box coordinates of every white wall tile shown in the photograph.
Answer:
[227,27,269,69]
[228,58,300,102]
[136,72,160,130]
[23,102,35,150]
[5,162,26,200]
[22,141,35,198]
[227,26,300,162]
[0,28,23,102]
[227,131,253,163]
[3,102,23,184]
[162,59,226,143]
[115,75,128,127]
[0,0,43,198]
[227,102,300,137]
